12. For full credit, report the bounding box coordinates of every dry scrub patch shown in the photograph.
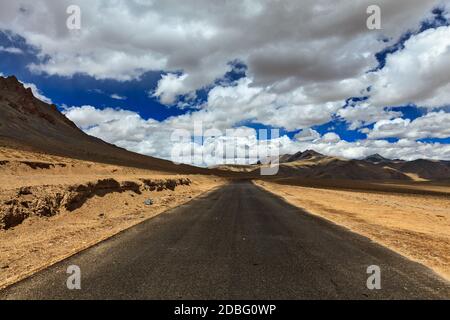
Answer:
[0,175,226,289]
[255,180,450,281]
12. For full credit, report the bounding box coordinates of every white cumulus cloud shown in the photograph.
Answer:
[367,25,450,108]
[367,111,450,140]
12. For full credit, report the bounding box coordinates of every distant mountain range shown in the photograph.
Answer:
[220,149,450,181]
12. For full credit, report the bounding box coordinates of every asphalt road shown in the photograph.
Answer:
[1,181,449,299]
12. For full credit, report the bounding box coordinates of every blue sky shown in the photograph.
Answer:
[1,1,450,163]
[0,28,440,142]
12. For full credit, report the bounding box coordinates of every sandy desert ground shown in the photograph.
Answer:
[255,179,450,281]
[0,147,226,289]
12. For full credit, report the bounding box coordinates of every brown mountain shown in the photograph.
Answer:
[280,149,326,163]
[390,159,450,180]
[363,153,390,163]
[274,151,409,180]
[278,150,450,181]
[0,75,209,174]
[218,148,450,181]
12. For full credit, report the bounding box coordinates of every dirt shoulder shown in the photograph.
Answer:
[0,147,227,290]
[0,174,226,290]
[254,179,450,281]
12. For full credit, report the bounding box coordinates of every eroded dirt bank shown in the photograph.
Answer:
[0,175,225,289]
[0,177,192,229]
[0,147,226,290]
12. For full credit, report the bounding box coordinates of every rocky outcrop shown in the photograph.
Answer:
[0,177,192,230]
[64,179,142,211]
[140,178,191,191]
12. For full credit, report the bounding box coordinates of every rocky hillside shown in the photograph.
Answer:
[0,76,209,174]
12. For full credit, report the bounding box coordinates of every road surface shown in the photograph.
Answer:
[1,181,449,299]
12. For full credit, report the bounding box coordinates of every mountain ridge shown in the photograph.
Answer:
[0,75,209,174]
[218,149,450,181]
